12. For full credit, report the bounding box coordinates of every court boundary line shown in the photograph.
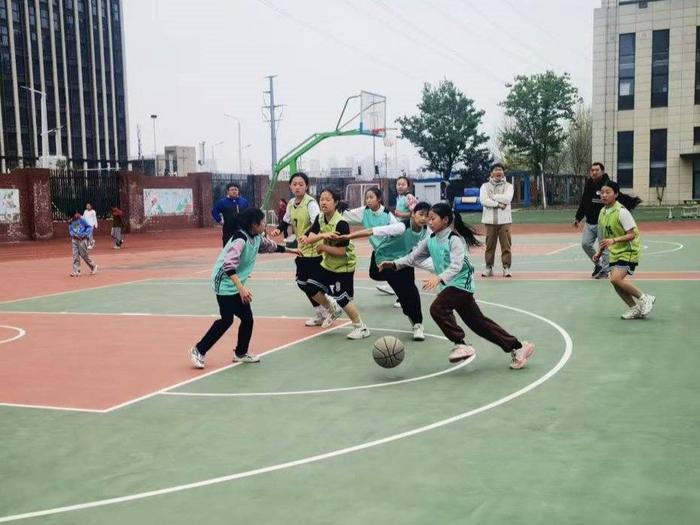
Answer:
[0,315,349,414]
[101,320,352,413]
[0,277,160,306]
[0,301,572,523]
[0,325,26,344]
[162,328,471,397]
[545,243,578,255]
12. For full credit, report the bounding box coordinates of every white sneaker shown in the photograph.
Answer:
[481,267,493,277]
[376,283,396,296]
[70,271,80,277]
[190,346,205,369]
[304,306,325,327]
[321,300,343,328]
[234,353,260,363]
[412,323,425,341]
[393,300,401,308]
[639,294,656,316]
[621,305,643,320]
[90,265,98,275]
[503,268,512,278]
[347,324,371,340]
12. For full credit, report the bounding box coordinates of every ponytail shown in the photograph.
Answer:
[430,202,482,248]
[452,212,482,248]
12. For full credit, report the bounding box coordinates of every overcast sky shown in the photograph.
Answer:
[122,0,600,174]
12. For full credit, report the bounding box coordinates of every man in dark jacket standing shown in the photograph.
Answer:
[211,183,250,246]
[574,162,610,278]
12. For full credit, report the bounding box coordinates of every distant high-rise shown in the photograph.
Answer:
[0,0,128,171]
[593,0,700,203]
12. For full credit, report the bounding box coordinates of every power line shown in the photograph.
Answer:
[429,2,545,71]
[256,0,421,81]
[501,0,592,63]
[369,0,508,85]
[340,0,498,80]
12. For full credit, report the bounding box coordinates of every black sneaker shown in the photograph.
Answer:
[591,264,602,278]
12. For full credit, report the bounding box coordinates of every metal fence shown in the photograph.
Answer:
[211,174,258,205]
[49,169,121,221]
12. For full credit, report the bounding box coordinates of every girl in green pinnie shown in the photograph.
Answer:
[380,203,534,369]
[593,180,655,319]
[190,208,301,368]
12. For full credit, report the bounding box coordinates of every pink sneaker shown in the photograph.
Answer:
[448,344,476,363]
[510,341,534,370]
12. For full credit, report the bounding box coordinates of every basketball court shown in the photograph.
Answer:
[1,222,699,524]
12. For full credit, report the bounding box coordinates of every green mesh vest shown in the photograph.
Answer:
[319,211,356,273]
[290,194,319,257]
[428,230,475,293]
[211,232,261,295]
[598,202,641,263]
[374,221,427,264]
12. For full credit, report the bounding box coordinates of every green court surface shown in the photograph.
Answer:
[462,206,695,224]
[1,232,699,524]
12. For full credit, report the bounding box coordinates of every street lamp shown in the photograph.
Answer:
[223,113,243,175]
[211,141,225,172]
[150,114,158,176]
[241,143,252,174]
[21,86,48,166]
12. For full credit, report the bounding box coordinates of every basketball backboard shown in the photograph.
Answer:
[336,91,387,137]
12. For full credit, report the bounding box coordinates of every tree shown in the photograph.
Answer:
[496,117,530,171]
[499,71,579,175]
[398,79,490,180]
[564,104,592,177]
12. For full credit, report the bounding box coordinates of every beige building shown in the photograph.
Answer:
[158,146,197,176]
[593,0,700,204]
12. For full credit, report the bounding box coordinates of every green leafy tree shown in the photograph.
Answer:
[398,79,490,180]
[564,103,592,177]
[499,71,579,175]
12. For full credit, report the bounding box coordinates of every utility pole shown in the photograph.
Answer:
[136,125,143,159]
[150,114,158,176]
[263,75,282,180]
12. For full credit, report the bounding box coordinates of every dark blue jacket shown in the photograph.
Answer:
[211,196,250,240]
[69,217,93,239]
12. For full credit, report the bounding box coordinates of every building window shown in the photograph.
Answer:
[694,126,700,145]
[649,129,667,187]
[619,33,635,110]
[651,30,669,107]
[617,131,634,187]
[696,27,700,104]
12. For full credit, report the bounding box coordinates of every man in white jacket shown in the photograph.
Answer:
[83,203,98,249]
[479,163,514,277]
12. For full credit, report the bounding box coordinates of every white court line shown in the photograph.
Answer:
[163,328,471,397]
[0,325,25,344]
[516,240,685,266]
[0,278,159,306]
[545,243,577,256]
[0,402,103,414]
[0,311,310,321]
[100,321,352,414]
[0,301,572,523]
[0,314,345,414]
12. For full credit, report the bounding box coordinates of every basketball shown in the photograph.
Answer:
[372,336,405,369]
